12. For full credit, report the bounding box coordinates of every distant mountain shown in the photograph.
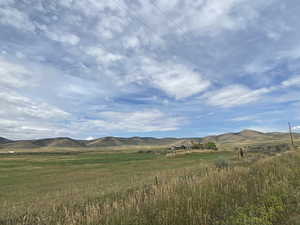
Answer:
[86,137,180,147]
[201,129,300,144]
[0,136,184,149]
[0,130,299,149]
[201,129,266,143]
[33,137,86,147]
[0,137,85,149]
[0,137,12,144]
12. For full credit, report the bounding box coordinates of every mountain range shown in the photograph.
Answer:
[0,130,299,149]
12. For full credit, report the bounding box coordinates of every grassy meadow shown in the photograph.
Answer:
[0,145,299,225]
[0,148,232,216]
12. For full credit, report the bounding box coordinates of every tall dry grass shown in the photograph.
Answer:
[2,151,300,225]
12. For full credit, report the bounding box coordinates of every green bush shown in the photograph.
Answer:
[206,142,218,150]
[192,142,218,150]
[226,196,285,225]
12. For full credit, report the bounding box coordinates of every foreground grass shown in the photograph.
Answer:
[1,149,299,225]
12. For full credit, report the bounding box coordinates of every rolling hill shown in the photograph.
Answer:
[0,136,184,149]
[0,137,12,144]
[0,129,299,149]
[0,137,85,149]
[202,129,300,144]
[86,137,181,147]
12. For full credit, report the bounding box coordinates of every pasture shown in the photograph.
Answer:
[1,146,299,225]
[0,148,232,217]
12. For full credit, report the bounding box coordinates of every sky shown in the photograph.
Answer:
[0,0,300,140]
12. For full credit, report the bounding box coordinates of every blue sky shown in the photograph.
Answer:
[0,0,300,140]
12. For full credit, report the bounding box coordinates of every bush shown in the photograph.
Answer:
[214,158,231,169]
[226,196,285,225]
[192,143,204,149]
[206,142,218,150]
[192,142,218,150]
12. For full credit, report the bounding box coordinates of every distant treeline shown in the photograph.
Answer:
[192,142,218,150]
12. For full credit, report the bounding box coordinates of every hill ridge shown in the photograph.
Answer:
[0,130,299,149]
[0,137,12,144]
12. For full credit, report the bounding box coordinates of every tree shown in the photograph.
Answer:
[205,142,218,150]
[191,142,218,150]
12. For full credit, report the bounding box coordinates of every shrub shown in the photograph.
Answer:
[214,158,231,169]
[226,196,285,225]
[206,142,218,150]
[192,142,218,150]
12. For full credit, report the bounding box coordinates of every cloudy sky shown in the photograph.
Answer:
[0,0,300,140]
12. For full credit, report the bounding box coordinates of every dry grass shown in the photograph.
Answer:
[0,150,232,217]
[1,149,299,225]
[0,145,169,154]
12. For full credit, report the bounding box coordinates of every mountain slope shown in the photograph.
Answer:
[32,138,86,147]
[86,137,180,147]
[0,138,85,149]
[0,137,12,144]
[201,129,300,144]
[0,130,299,149]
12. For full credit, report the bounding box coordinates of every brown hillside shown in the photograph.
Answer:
[1,130,299,149]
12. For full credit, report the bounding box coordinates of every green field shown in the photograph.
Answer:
[0,149,233,215]
[1,147,300,225]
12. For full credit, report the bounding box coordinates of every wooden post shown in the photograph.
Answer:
[289,122,295,148]
[154,176,159,185]
[240,148,244,158]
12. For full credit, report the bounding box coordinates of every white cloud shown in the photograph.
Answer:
[86,47,123,65]
[74,110,185,133]
[55,0,259,51]
[282,76,300,87]
[245,126,284,133]
[45,31,80,45]
[63,84,97,96]
[244,60,274,75]
[0,86,72,139]
[231,115,259,122]
[0,57,35,88]
[57,76,117,101]
[0,109,183,139]
[230,109,286,123]
[69,0,126,16]
[16,51,26,59]
[86,136,95,140]
[136,0,259,37]
[96,15,128,39]
[293,126,300,130]
[151,69,210,100]
[123,36,140,49]
[58,0,74,8]
[279,46,300,60]
[137,57,210,99]
[183,0,243,32]
[0,89,70,120]
[0,119,73,140]
[0,6,35,32]
[204,85,274,108]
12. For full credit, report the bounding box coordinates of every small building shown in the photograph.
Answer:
[170,145,182,151]
[169,145,189,151]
